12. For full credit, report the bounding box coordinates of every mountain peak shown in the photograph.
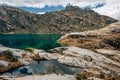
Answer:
[0,6,118,34]
[65,6,81,11]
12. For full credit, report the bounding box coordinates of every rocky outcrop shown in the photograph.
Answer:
[0,45,120,79]
[15,74,76,80]
[0,46,62,73]
[0,74,76,80]
[21,46,120,79]
[0,6,118,34]
[59,22,120,39]
[0,60,9,67]
[0,46,32,73]
[56,22,120,79]
[50,47,120,79]
[59,22,120,49]
[27,46,120,79]
[0,46,59,73]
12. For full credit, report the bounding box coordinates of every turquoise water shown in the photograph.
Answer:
[0,34,62,51]
[0,34,82,75]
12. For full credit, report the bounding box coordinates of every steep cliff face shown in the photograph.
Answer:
[0,6,118,33]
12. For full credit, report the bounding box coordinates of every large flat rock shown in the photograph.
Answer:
[15,74,76,80]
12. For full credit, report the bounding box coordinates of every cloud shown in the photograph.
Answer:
[0,0,105,8]
[93,0,120,20]
[0,0,120,20]
[38,12,45,14]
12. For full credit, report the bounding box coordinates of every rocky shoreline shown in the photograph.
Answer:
[0,22,120,80]
[0,45,120,79]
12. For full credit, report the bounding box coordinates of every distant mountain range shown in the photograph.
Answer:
[0,6,118,34]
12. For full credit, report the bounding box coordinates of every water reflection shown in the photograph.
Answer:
[3,60,82,76]
[0,34,62,51]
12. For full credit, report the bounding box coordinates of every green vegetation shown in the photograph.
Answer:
[99,73,105,79]
[76,73,83,80]
[111,37,120,49]
[25,47,35,54]
[104,36,120,49]
[59,52,65,55]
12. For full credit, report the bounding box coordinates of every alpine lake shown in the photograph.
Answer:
[0,34,81,76]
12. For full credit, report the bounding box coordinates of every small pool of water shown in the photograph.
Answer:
[2,60,82,76]
[0,34,62,51]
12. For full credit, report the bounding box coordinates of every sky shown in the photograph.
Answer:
[0,0,120,20]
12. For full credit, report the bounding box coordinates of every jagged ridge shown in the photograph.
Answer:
[0,6,118,34]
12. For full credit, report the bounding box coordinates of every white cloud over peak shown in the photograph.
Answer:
[0,0,105,8]
[0,0,120,20]
[93,0,120,20]
[38,12,46,14]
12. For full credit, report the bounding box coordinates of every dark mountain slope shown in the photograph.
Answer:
[0,6,118,34]
[0,6,37,33]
